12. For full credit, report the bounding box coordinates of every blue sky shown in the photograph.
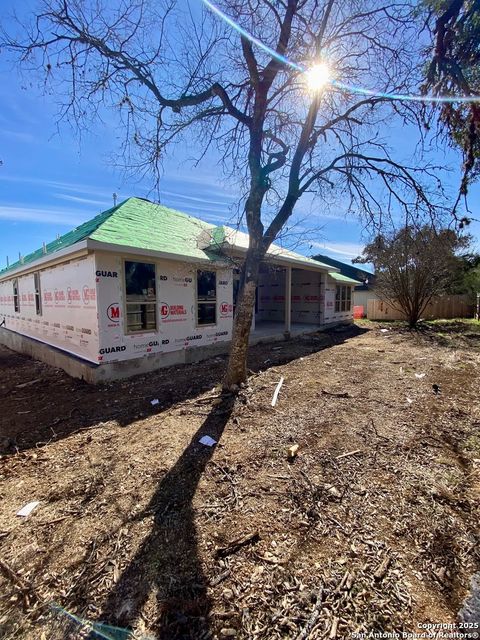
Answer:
[1,2,479,272]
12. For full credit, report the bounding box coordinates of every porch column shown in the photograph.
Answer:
[285,266,292,332]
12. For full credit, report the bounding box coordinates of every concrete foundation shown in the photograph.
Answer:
[0,320,352,383]
[0,327,100,383]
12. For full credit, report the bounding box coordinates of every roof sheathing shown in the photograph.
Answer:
[0,198,221,279]
[1,197,341,278]
[89,198,217,262]
[209,225,338,272]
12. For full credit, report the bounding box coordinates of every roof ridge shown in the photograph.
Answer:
[311,252,374,277]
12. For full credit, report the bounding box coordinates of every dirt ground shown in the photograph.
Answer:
[1,320,479,640]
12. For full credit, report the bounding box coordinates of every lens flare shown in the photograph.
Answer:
[203,0,302,71]
[202,0,480,104]
[305,62,331,92]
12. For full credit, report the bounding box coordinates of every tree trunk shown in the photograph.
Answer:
[408,315,419,329]
[408,306,420,328]
[223,247,263,390]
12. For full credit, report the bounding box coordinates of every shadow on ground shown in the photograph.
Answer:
[78,394,235,639]
[0,324,367,455]
[414,320,480,350]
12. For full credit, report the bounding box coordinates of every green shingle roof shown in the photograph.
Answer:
[0,197,341,276]
[328,272,362,285]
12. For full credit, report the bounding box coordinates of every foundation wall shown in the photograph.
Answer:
[0,319,351,383]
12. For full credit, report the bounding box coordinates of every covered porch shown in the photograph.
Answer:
[248,262,327,343]
[249,320,323,344]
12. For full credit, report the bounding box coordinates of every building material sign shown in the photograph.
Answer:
[96,254,233,363]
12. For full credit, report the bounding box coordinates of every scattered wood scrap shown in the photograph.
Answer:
[15,378,41,389]
[271,377,284,407]
[295,586,323,640]
[336,449,363,460]
[287,444,299,461]
[215,531,260,558]
[374,556,391,581]
[0,557,37,611]
[321,389,351,398]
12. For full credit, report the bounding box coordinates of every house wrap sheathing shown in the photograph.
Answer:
[0,198,360,381]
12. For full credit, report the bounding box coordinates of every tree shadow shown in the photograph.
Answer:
[413,320,480,351]
[86,393,235,640]
[1,323,367,455]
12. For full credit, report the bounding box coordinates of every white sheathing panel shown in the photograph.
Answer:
[95,254,126,363]
[257,268,286,323]
[96,253,233,364]
[213,269,234,341]
[0,255,99,362]
[291,269,323,325]
[324,276,355,323]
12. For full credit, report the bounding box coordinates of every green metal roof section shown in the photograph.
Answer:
[328,272,362,285]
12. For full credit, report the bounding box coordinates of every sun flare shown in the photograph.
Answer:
[305,62,331,92]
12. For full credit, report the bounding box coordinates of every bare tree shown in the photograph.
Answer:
[355,225,470,327]
[1,0,449,387]
[421,0,480,219]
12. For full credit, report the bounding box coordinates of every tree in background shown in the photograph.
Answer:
[2,0,450,388]
[448,252,480,297]
[422,0,480,217]
[355,226,470,327]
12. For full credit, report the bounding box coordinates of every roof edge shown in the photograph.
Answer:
[328,271,363,285]
[87,239,230,266]
[0,241,89,282]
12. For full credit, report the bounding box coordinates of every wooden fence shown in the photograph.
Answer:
[367,295,474,321]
